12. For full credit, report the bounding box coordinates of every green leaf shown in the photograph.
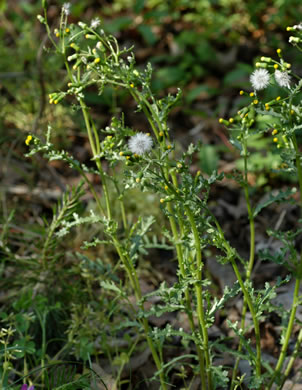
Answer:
[186,85,217,103]
[137,24,158,46]
[253,188,296,217]
[199,145,219,175]
[103,17,132,34]
[134,0,145,13]
[223,63,252,88]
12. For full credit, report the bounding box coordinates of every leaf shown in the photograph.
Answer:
[103,17,132,34]
[223,63,252,88]
[100,281,125,297]
[133,0,145,13]
[253,188,296,217]
[199,145,219,175]
[137,24,158,46]
[186,85,217,103]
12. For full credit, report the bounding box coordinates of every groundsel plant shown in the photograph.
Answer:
[28,3,302,389]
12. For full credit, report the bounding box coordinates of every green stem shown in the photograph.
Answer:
[78,97,166,388]
[185,206,213,390]
[132,87,207,386]
[113,238,167,389]
[293,134,302,213]
[267,133,302,389]
[231,140,256,389]
[266,277,301,389]
[112,177,128,232]
[168,173,207,387]
[166,201,207,388]
[79,99,112,220]
[138,86,207,385]
[278,327,302,389]
[204,205,262,380]
[230,257,262,378]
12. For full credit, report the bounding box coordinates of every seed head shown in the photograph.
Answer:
[250,68,270,91]
[62,2,71,15]
[128,132,153,155]
[274,70,291,89]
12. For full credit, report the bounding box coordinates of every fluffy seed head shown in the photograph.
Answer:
[128,133,153,155]
[62,2,71,15]
[250,68,270,91]
[274,70,291,89]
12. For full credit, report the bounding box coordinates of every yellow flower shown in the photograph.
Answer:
[25,135,32,146]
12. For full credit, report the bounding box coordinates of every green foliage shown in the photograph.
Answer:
[2,1,302,389]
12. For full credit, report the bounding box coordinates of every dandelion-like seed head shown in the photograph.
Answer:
[128,133,153,155]
[250,68,270,91]
[274,70,291,89]
[62,2,71,15]
[91,17,101,29]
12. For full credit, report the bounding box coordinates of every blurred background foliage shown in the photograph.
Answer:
[1,0,302,386]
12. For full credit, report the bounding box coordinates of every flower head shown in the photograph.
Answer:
[274,70,291,89]
[250,68,270,91]
[62,2,71,15]
[91,17,101,29]
[128,133,153,155]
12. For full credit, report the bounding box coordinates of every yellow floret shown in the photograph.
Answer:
[25,135,32,146]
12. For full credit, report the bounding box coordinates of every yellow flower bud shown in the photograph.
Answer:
[25,135,32,145]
